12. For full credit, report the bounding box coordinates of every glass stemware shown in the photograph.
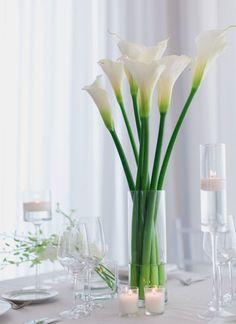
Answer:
[77,217,106,310]
[23,189,52,290]
[203,218,236,315]
[203,231,226,307]
[57,222,90,319]
[217,215,236,305]
[199,143,236,320]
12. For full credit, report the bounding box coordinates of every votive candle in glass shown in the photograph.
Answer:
[144,286,165,315]
[119,286,138,317]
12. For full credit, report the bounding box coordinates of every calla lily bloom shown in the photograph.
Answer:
[157,55,192,113]
[118,39,168,62]
[123,58,165,117]
[98,59,125,100]
[192,26,235,89]
[83,76,114,131]
[118,38,168,96]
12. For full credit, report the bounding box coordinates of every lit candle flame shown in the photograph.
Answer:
[210,170,216,178]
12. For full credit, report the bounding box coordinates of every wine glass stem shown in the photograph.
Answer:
[217,263,223,307]
[210,232,220,311]
[228,260,234,301]
[87,269,92,303]
[73,275,79,307]
[34,223,41,289]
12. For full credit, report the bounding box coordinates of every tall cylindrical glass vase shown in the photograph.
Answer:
[128,190,167,304]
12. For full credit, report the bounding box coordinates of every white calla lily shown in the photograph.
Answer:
[118,38,168,62]
[83,76,114,130]
[192,26,235,89]
[123,58,165,117]
[157,55,192,113]
[98,59,125,100]
[118,38,168,96]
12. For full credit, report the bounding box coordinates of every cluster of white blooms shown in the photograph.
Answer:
[84,27,232,121]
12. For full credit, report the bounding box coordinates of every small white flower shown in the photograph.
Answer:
[98,59,125,99]
[89,242,104,261]
[83,76,114,130]
[192,26,235,89]
[123,58,165,116]
[38,244,57,262]
[157,55,192,112]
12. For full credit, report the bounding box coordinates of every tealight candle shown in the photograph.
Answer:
[144,286,165,315]
[119,286,138,317]
[200,170,225,192]
[23,201,51,212]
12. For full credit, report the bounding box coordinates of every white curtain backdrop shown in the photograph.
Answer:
[1,0,236,278]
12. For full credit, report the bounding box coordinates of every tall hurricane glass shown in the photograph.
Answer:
[199,143,234,320]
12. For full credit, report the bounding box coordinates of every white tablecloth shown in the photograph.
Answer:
[0,272,211,323]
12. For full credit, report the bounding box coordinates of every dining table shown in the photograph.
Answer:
[0,270,215,324]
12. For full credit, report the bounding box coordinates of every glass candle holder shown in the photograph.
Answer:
[119,286,138,317]
[23,189,52,291]
[23,189,52,225]
[144,286,165,315]
[200,143,227,233]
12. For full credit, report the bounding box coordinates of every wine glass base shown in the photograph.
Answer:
[88,301,103,310]
[60,306,90,319]
[198,308,236,320]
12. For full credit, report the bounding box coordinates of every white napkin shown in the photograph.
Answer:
[167,270,208,285]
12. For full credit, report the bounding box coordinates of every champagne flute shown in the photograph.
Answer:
[23,189,52,291]
[57,222,90,319]
[203,231,226,308]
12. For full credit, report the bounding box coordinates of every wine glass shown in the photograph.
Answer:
[23,189,52,291]
[77,217,106,310]
[57,222,90,319]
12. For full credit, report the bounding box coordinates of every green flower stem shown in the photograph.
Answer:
[110,129,135,191]
[130,117,149,297]
[140,117,149,190]
[131,94,141,140]
[157,87,198,190]
[150,113,166,190]
[95,264,116,289]
[138,118,149,280]
[130,118,145,287]
[148,113,166,286]
[133,117,150,300]
[158,264,166,286]
[150,229,158,284]
[130,192,140,287]
[117,98,139,165]
[139,191,159,298]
